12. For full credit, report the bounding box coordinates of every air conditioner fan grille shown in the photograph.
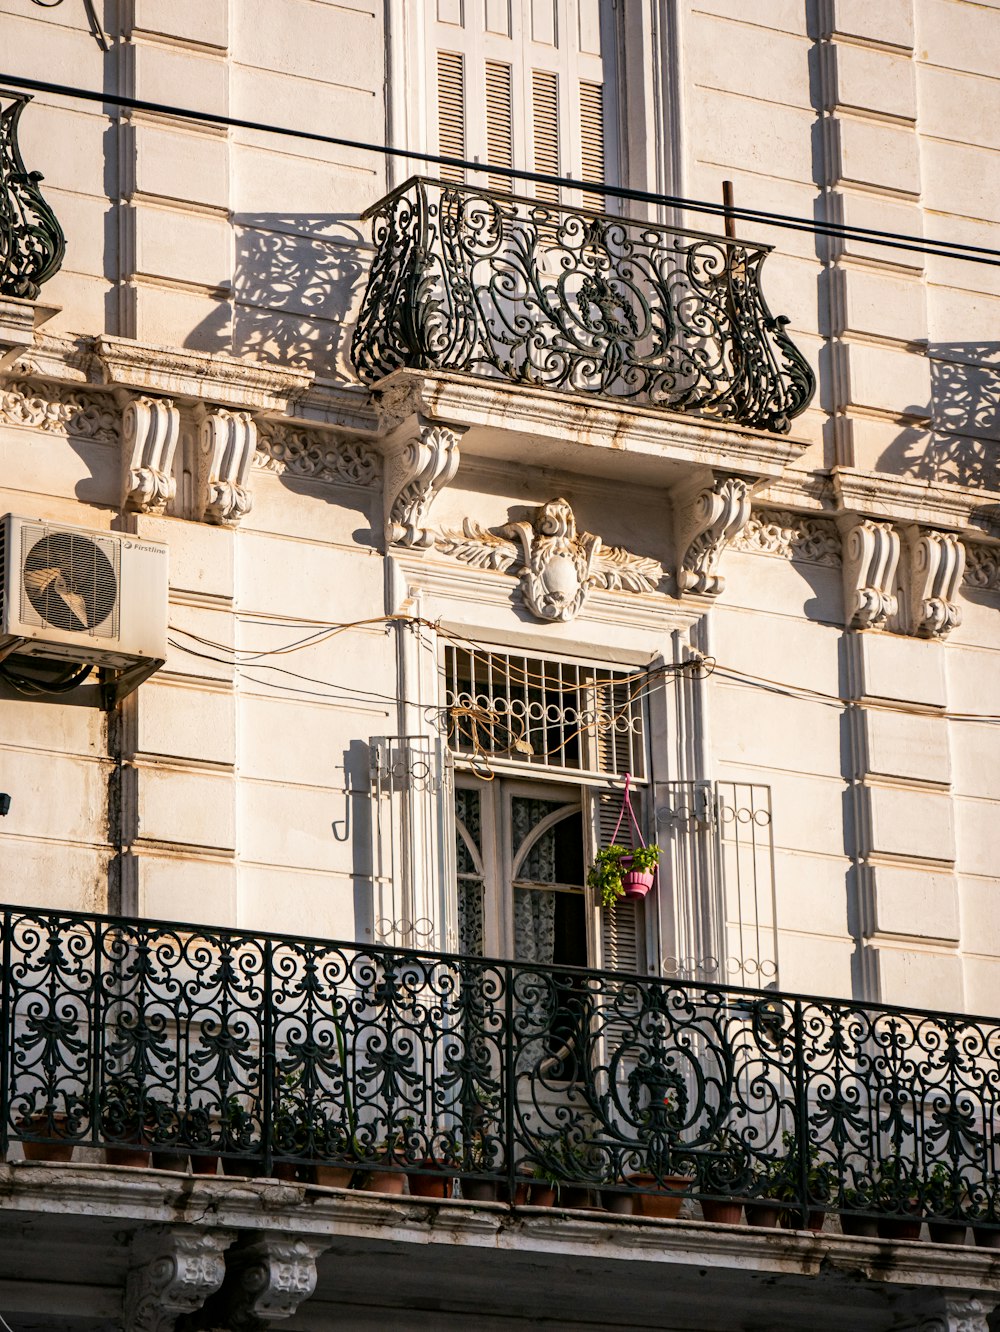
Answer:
[20,526,120,639]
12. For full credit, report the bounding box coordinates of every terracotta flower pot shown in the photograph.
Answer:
[928,1221,966,1246]
[529,1182,557,1207]
[627,1173,690,1220]
[409,1162,452,1199]
[840,1213,879,1238]
[20,1114,74,1163]
[151,1151,189,1172]
[270,1162,299,1182]
[973,1226,1000,1250]
[311,1164,355,1189]
[700,1199,743,1225]
[877,1216,922,1241]
[190,1154,219,1176]
[222,1157,258,1178]
[462,1179,499,1202]
[745,1201,783,1228]
[499,1174,534,1206]
[781,1208,825,1233]
[105,1146,151,1168]
[362,1168,407,1195]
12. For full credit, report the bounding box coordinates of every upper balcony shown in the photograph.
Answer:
[351,177,815,437]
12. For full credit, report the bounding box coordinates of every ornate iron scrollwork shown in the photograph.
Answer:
[0,92,66,300]
[353,177,816,433]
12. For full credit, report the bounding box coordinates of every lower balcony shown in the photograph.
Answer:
[0,904,998,1330]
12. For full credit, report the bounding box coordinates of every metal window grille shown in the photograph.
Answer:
[661,780,778,990]
[443,645,647,782]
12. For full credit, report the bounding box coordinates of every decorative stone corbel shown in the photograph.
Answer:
[124,1226,235,1332]
[842,519,900,629]
[907,527,965,639]
[199,408,256,525]
[900,1296,998,1332]
[383,414,466,547]
[217,1235,328,1327]
[122,394,180,514]
[675,475,753,596]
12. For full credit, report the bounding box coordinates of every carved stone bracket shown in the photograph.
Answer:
[908,527,965,638]
[123,394,180,514]
[124,1226,235,1332]
[384,415,466,547]
[675,475,753,596]
[437,496,663,622]
[199,408,256,526]
[899,1296,998,1332]
[842,518,901,629]
[215,1235,328,1328]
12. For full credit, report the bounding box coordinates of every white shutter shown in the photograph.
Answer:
[426,2,619,200]
[531,69,560,203]
[485,60,514,192]
[594,790,644,975]
[437,50,466,182]
[579,79,605,211]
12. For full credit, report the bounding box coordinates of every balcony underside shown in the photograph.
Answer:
[0,1165,995,1331]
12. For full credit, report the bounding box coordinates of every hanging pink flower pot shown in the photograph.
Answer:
[621,863,655,899]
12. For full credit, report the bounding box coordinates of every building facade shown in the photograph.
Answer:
[0,0,999,1328]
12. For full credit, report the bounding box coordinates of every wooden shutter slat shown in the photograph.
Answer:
[531,68,560,203]
[579,79,605,210]
[485,60,513,191]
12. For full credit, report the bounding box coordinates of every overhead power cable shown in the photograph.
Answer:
[1,73,998,268]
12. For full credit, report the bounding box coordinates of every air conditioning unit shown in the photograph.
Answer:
[0,515,168,703]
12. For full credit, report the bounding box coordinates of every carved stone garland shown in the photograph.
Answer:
[675,475,753,596]
[0,379,119,442]
[732,508,842,566]
[254,422,381,489]
[437,497,663,623]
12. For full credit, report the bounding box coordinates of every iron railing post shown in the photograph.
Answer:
[504,961,515,1203]
[262,936,274,1177]
[793,996,810,1229]
[90,913,105,1153]
[0,910,10,1160]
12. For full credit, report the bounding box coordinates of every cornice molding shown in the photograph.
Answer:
[96,336,313,411]
[833,466,1000,542]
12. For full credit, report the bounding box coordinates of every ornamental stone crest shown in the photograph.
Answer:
[437,497,663,622]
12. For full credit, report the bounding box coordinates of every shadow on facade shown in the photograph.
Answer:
[875,342,1000,492]
[186,214,368,382]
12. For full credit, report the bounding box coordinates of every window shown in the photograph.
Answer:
[445,646,649,973]
[427,0,620,207]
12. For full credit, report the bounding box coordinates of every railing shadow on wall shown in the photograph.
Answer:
[875,343,1000,494]
[5,903,1000,1239]
[184,214,369,383]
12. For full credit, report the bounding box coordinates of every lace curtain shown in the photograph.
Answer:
[513,887,556,964]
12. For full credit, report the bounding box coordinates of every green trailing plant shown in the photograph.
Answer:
[925,1161,965,1218]
[587,843,661,907]
[872,1154,921,1215]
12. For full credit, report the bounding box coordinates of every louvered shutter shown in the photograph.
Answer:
[427,2,618,204]
[531,69,560,203]
[437,50,466,182]
[594,789,644,976]
[579,80,605,211]
[485,61,514,192]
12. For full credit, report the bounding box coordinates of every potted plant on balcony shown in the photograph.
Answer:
[924,1163,967,1246]
[101,1075,157,1168]
[965,1185,1000,1250]
[17,1101,78,1164]
[839,1179,880,1238]
[745,1154,787,1229]
[588,844,661,905]
[589,774,660,903]
[698,1128,748,1225]
[873,1156,922,1241]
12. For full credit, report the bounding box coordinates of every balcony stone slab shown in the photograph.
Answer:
[0,1164,997,1331]
[371,369,810,490]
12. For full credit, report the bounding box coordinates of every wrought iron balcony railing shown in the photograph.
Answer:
[0,92,65,301]
[5,903,998,1236]
[352,178,815,434]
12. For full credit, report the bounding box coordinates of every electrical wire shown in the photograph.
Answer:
[1,71,998,268]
